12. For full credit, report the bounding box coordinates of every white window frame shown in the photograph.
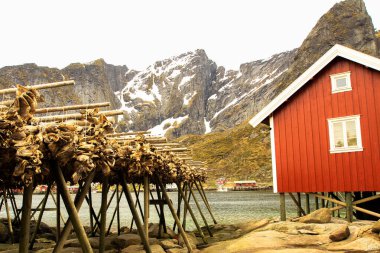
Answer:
[327,115,363,154]
[330,71,352,94]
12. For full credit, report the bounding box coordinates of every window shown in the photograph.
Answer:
[328,115,363,153]
[330,72,351,93]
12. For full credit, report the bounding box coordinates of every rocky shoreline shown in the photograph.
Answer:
[1,209,380,252]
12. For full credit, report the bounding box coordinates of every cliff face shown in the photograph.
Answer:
[0,0,378,141]
[0,60,127,110]
[116,0,378,138]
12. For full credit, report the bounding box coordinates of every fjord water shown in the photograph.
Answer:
[2,191,300,231]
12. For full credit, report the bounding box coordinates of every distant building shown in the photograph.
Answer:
[233,180,257,190]
[249,45,380,221]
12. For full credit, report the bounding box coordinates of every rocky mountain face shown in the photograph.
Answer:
[116,49,295,137]
[0,59,126,110]
[0,0,377,141]
[116,0,378,138]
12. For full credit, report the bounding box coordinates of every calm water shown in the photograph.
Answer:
[1,191,301,231]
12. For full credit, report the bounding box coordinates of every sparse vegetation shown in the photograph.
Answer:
[176,121,272,187]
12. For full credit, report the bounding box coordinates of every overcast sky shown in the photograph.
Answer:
[0,0,379,70]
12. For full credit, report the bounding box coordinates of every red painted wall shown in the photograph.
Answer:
[274,58,380,192]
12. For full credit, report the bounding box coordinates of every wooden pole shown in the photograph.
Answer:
[106,131,151,137]
[345,192,353,222]
[296,193,302,217]
[107,187,123,235]
[35,102,110,114]
[156,177,193,253]
[182,184,189,230]
[321,192,326,208]
[195,181,217,224]
[120,174,152,253]
[188,183,213,237]
[29,183,52,249]
[54,167,93,253]
[144,176,150,241]
[305,193,310,214]
[0,80,75,95]
[117,185,121,235]
[155,183,167,236]
[35,110,123,123]
[2,188,14,243]
[130,184,143,230]
[315,194,319,210]
[92,184,115,233]
[280,193,286,221]
[99,177,109,253]
[289,193,306,216]
[88,187,94,235]
[56,191,61,241]
[173,183,182,232]
[19,182,34,253]
[85,196,102,234]
[177,182,207,244]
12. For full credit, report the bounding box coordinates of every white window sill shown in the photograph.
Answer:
[330,147,363,154]
[332,87,352,94]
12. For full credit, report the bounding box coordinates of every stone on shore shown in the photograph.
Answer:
[160,239,182,250]
[0,223,9,243]
[329,225,350,241]
[112,233,141,249]
[372,220,380,233]
[299,208,331,223]
[121,244,166,253]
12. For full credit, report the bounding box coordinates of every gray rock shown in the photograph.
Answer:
[0,223,9,243]
[372,220,380,233]
[329,225,350,241]
[112,233,141,249]
[160,239,181,250]
[299,208,331,224]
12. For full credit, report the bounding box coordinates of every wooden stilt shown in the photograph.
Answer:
[29,183,52,249]
[130,184,142,230]
[280,193,286,221]
[289,193,306,216]
[182,184,189,230]
[116,184,121,235]
[315,194,319,210]
[155,183,167,237]
[173,183,182,232]
[177,182,207,244]
[107,187,123,235]
[7,189,20,224]
[2,188,14,243]
[194,181,217,224]
[19,182,34,253]
[85,196,102,234]
[321,192,326,208]
[56,190,61,241]
[156,178,193,253]
[89,187,94,235]
[120,174,152,253]
[92,185,115,233]
[297,193,302,217]
[345,192,353,222]
[53,168,94,253]
[144,176,150,241]
[188,183,213,237]
[305,193,310,214]
[99,177,109,253]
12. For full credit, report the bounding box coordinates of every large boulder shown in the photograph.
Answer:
[160,239,181,250]
[329,225,350,241]
[299,208,331,224]
[0,223,9,243]
[121,244,166,253]
[112,233,141,249]
[372,220,380,233]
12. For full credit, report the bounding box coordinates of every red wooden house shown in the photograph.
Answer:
[249,45,380,220]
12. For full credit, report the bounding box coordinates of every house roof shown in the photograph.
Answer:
[249,44,380,128]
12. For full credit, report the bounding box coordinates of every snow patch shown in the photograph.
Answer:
[178,75,194,89]
[183,91,197,106]
[208,94,217,100]
[204,117,211,134]
[212,92,249,120]
[148,115,189,136]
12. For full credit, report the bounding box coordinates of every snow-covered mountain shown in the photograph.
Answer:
[115,49,296,138]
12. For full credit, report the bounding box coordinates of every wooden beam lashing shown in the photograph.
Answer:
[35,110,123,122]
[0,80,75,95]
[35,102,110,114]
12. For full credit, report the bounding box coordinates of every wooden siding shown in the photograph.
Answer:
[273,58,380,192]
